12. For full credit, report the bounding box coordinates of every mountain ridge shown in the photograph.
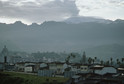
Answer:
[0,19,124,60]
[0,17,124,25]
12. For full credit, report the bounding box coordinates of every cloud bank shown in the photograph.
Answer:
[0,0,124,24]
[0,0,79,24]
[76,0,124,20]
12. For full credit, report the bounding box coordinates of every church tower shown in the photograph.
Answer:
[1,45,9,63]
[82,51,86,64]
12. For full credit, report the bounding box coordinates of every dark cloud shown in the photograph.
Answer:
[0,0,79,24]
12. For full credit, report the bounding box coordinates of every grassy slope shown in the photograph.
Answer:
[0,72,68,84]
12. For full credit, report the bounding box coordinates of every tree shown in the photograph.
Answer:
[110,57,113,66]
[94,57,97,61]
[65,53,75,71]
[65,53,75,64]
[116,59,121,67]
[116,59,119,64]
[100,60,104,65]
[106,61,110,66]
[92,59,95,64]
[121,58,124,63]
[88,57,92,64]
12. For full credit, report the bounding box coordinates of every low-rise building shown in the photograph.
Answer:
[90,65,117,75]
[100,66,117,75]
[0,63,4,71]
[15,62,25,72]
[24,62,36,73]
[80,65,89,73]
[48,62,64,74]
[39,63,48,70]
[117,68,124,74]
[90,65,104,74]
[5,64,15,71]
[56,62,65,74]
[71,63,81,73]
[24,65,35,73]
[38,70,55,77]
[64,71,76,78]
[49,62,56,70]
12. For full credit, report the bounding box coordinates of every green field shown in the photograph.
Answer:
[0,72,69,84]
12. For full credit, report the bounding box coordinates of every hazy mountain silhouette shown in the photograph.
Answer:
[64,16,112,24]
[0,19,124,60]
[86,44,124,60]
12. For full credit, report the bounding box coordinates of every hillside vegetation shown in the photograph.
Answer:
[0,72,68,84]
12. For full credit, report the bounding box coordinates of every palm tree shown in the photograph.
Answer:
[92,59,95,64]
[121,58,124,63]
[88,57,92,64]
[65,53,75,64]
[100,60,104,65]
[106,61,110,66]
[94,57,97,61]
[116,59,119,64]
[110,57,113,66]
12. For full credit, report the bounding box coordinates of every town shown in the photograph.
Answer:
[0,45,124,84]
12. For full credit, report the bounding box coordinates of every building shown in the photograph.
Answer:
[48,62,56,70]
[24,65,35,73]
[48,62,64,74]
[117,68,124,74]
[100,66,117,75]
[80,65,89,73]
[71,63,81,73]
[0,45,9,63]
[39,63,48,70]
[90,65,104,74]
[0,62,4,71]
[24,62,36,73]
[15,62,25,72]
[56,62,65,74]
[64,71,76,78]
[5,64,15,71]
[38,70,55,77]
[90,65,117,75]
[81,51,86,64]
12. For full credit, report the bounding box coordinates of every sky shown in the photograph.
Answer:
[0,0,124,24]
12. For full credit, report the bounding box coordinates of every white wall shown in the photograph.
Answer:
[24,66,32,72]
[80,66,88,72]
